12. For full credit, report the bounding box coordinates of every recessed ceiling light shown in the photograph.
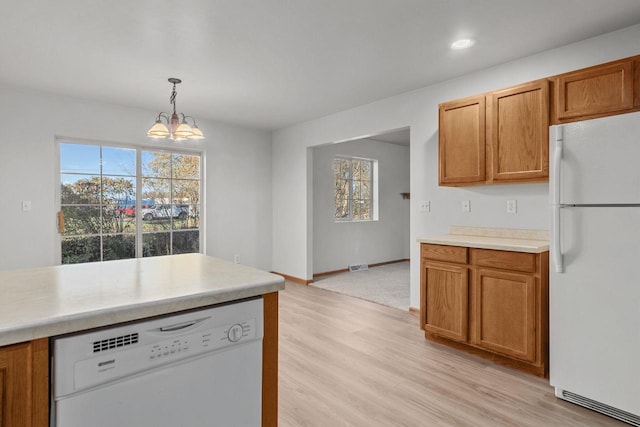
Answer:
[451,39,475,50]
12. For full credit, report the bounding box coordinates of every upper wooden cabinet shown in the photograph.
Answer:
[438,54,640,187]
[438,96,485,185]
[487,80,549,183]
[439,79,549,186]
[552,56,640,124]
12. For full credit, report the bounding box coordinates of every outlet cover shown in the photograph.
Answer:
[506,199,517,214]
[461,200,470,213]
[419,200,430,213]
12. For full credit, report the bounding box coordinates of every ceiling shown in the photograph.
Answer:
[369,128,410,146]
[2,1,640,131]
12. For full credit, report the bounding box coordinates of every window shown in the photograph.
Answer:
[59,141,201,264]
[141,150,200,257]
[333,156,378,221]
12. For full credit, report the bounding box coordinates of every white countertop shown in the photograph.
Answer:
[417,226,549,253]
[0,253,284,347]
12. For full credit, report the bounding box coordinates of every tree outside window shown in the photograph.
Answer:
[333,156,378,221]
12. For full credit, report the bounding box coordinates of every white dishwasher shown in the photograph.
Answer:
[52,298,263,427]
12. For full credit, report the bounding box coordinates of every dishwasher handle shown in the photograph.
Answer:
[157,317,210,333]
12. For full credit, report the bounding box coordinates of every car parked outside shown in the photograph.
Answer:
[115,204,136,217]
[141,205,189,221]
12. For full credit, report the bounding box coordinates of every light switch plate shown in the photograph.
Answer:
[22,200,32,212]
[506,199,517,214]
[461,200,470,213]
[419,200,430,213]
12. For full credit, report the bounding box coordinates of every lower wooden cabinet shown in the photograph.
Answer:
[420,244,549,377]
[472,268,536,362]
[422,260,468,342]
[0,338,48,427]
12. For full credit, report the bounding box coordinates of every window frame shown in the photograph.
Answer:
[55,137,205,264]
[333,155,379,223]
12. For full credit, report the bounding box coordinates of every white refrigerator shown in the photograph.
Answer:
[550,111,640,426]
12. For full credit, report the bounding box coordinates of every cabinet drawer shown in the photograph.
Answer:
[472,249,535,273]
[421,244,467,263]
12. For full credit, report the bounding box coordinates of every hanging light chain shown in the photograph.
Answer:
[170,82,178,115]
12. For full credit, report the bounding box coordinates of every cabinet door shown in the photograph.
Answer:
[554,59,634,122]
[487,79,549,182]
[0,339,48,427]
[422,260,468,342]
[472,268,536,362]
[634,57,640,108]
[438,96,485,186]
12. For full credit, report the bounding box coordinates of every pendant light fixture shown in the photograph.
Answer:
[147,78,205,141]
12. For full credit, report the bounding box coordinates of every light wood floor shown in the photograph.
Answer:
[278,282,624,427]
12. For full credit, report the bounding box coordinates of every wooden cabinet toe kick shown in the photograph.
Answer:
[425,331,546,377]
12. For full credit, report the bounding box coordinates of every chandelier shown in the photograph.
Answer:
[147,78,204,140]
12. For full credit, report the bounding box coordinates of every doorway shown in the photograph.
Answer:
[310,127,410,310]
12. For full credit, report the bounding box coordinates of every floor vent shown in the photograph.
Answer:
[560,390,640,426]
[348,264,368,272]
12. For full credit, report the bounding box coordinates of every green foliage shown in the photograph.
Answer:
[61,176,136,236]
[61,236,100,264]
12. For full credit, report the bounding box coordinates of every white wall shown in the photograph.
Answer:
[312,138,409,274]
[272,23,640,307]
[0,85,273,272]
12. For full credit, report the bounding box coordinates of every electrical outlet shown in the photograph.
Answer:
[234,254,240,264]
[22,200,32,212]
[461,200,470,213]
[419,200,430,213]
[506,199,517,214]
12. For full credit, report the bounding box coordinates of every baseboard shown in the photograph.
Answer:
[313,259,409,279]
[312,267,349,279]
[370,259,409,268]
[271,271,312,285]
[408,307,420,316]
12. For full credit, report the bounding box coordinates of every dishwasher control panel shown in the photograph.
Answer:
[148,320,254,361]
[53,298,264,398]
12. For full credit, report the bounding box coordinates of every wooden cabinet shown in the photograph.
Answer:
[470,249,547,370]
[487,80,549,183]
[552,56,640,124]
[439,79,549,186]
[420,244,548,376]
[438,96,485,185]
[635,57,640,108]
[422,260,468,342]
[0,338,48,427]
[438,54,640,186]
[472,267,536,362]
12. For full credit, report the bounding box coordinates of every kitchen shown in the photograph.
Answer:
[2,1,640,426]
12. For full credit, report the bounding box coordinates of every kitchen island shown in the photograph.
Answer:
[0,253,284,426]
